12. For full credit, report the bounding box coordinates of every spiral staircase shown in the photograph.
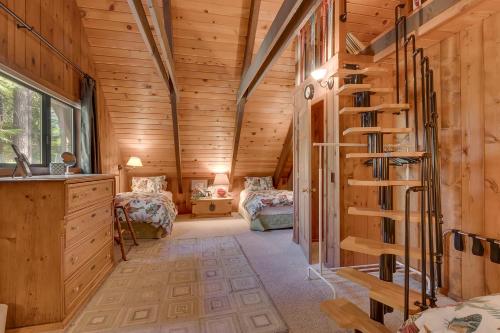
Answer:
[319,5,444,332]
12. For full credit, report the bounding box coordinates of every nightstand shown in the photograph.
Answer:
[191,197,233,218]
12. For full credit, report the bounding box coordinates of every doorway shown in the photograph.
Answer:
[310,100,324,243]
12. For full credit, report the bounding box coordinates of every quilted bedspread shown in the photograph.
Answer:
[115,192,177,234]
[399,294,500,332]
[242,189,293,218]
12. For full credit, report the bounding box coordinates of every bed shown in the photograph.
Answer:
[238,176,294,231]
[115,176,178,239]
[399,293,500,332]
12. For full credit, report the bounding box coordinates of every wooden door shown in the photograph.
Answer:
[296,97,312,262]
[310,100,324,243]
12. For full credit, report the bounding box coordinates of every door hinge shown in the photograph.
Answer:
[331,172,335,183]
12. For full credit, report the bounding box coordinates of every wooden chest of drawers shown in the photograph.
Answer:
[0,175,115,331]
[191,197,233,217]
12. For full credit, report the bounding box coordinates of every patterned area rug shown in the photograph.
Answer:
[69,236,288,333]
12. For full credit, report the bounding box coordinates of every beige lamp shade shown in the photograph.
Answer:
[213,173,229,186]
[126,156,143,168]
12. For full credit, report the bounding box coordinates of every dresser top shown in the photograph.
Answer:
[0,174,115,183]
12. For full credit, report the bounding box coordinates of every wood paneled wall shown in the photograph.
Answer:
[0,0,121,181]
[437,16,500,300]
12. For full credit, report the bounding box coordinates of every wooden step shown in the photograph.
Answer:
[333,67,389,78]
[348,207,421,222]
[348,179,421,187]
[337,84,393,96]
[340,236,423,260]
[320,298,391,333]
[339,103,410,115]
[337,267,422,314]
[343,127,413,136]
[346,151,425,159]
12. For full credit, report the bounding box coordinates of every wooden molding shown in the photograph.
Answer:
[273,122,293,186]
[128,0,183,193]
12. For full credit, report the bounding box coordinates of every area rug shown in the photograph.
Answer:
[69,236,288,333]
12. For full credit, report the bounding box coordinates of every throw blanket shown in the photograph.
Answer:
[399,294,500,332]
[115,192,177,234]
[243,190,293,218]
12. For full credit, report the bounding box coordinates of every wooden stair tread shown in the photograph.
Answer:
[339,103,410,115]
[343,127,413,136]
[320,298,391,333]
[348,207,420,222]
[346,151,425,159]
[337,84,393,96]
[348,179,421,187]
[333,67,389,78]
[340,236,423,260]
[337,268,422,314]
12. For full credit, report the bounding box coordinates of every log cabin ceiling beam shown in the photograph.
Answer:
[237,0,321,104]
[273,121,293,187]
[128,0,183,193]
[229,0,260,185]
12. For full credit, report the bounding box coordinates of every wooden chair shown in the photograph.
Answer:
[114,205,139,261]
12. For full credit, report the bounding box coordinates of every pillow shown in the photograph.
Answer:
[131,176,166,193]
[244,176,274,191]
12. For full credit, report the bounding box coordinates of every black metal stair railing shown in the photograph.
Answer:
[394,3,444,322]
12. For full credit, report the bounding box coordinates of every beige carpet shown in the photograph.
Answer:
[65,214,452,333]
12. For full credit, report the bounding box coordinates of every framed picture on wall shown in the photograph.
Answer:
[191,179,208,190]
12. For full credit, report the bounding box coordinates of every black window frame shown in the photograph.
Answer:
[0,72,77,168]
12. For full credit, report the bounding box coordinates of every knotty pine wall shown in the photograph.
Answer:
[0,0,121,182]
[393,13,500,300]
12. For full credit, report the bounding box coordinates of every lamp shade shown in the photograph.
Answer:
[126,156,143,167]
[213,173,229,186]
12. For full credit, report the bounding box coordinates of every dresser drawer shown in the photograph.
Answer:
[66,203,113,249]
[67,180,113,213]
[64,224,112,279]
[65,243,113,314]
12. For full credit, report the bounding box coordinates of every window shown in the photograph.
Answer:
[0,73,76,167]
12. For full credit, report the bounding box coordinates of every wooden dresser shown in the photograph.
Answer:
[0,174,115,331]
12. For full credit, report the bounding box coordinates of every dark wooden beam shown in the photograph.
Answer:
[128,0,183,193]
[273,122,293,187]
[229,0,260,186]
[362,0,462,58]
[237,0,321,104]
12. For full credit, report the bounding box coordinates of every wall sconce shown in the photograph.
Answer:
[304,68,334,100]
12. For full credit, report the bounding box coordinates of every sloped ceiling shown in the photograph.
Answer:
[75,0,398,181]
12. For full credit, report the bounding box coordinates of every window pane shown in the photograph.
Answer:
[0,75,43,164]
[50,98,74,163]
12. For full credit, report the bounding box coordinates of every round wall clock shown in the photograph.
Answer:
[304,84,314,100]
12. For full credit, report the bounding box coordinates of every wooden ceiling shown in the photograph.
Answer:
[74,0,402,180]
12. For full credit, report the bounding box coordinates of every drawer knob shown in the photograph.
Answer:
[72,194,78,199]
[71,225,79,231]
[73,286,80,293]
[71,256,79,265]
[90,264,96,271]
[91,213,96,218]
[92,187,97,191]
[90,238,96,244]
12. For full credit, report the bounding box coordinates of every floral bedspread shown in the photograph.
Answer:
[115,192,177,234]
[242,189,293,218]
[399,294,500,332]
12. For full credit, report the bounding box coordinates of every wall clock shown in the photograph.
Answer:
[304,83,314,100]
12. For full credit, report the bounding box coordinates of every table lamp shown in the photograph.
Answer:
[213,173,229,197]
